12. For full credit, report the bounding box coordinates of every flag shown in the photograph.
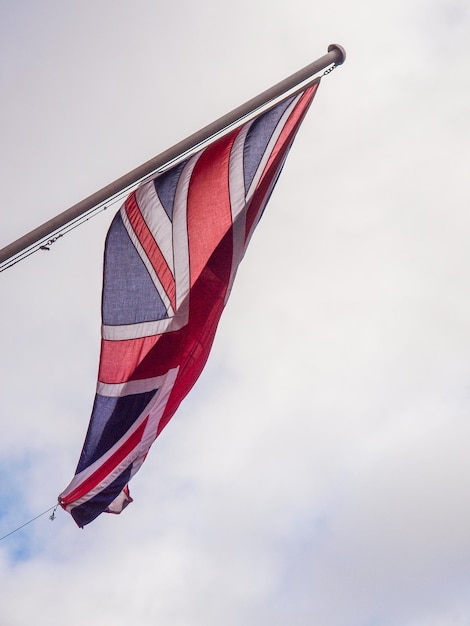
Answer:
[58,79,320,527]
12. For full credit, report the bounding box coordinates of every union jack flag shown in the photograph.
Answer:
[59,80,320,526]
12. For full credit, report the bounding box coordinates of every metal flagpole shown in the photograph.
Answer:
[0,44,345,269]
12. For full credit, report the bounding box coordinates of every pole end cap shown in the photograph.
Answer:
[327,44,346,65]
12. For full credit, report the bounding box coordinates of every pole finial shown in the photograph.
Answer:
[327,44,346,65]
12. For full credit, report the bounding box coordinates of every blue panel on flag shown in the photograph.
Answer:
[71,465,133,527]
[153,160,187,220]
[102,213,169,325]
[243,96,295,194]
[76,389,157,472]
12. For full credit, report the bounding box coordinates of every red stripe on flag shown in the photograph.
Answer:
[99,334,162,383]
[125,193,177,311]
[157,229,233,435]
[186,131,237,287]
[60,417,149,505]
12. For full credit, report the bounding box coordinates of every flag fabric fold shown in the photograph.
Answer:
[59,80,320,526]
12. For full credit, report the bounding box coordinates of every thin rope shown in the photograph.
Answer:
[0,202,116,273]
[0,504,58,542]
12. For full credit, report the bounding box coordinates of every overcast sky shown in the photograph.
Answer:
[1,1,470,624]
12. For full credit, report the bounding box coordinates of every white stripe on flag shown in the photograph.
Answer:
[225,122,252,303]
[135,182,175,273]
[97,374,168,398]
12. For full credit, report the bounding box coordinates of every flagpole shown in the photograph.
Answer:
[0,44,345,268]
